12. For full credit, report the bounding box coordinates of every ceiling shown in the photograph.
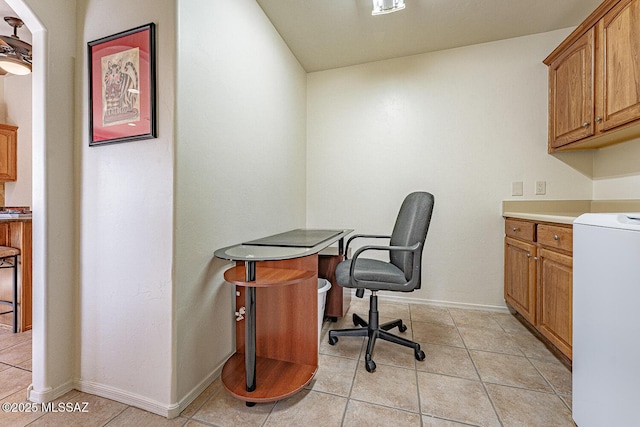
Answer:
[256,0,602,72]
[0,1,13,21]
[0,0,603,73]
[0,0,31,43]
[0,1,27,38]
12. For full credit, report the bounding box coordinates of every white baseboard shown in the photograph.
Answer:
[69,357,226,420]
[27,380,75,403]
[355,290,510,313]
[176,357,226,416]
[74,379,179,418]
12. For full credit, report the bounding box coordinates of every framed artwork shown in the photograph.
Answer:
[88,23,156,146]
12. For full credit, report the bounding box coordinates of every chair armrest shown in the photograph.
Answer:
[349,242,422,289]
[344,234,391,260]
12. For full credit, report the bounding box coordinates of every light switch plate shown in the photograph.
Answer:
[535,181,546,195]
[511,181,523,196]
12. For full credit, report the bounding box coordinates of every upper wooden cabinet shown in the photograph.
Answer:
[598,0,640,131]
[0,124,18,182]
[544,0,640,152]
[547,29,595,149]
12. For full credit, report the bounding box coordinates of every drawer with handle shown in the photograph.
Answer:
[537,224,572,252]
[505,219,535,242]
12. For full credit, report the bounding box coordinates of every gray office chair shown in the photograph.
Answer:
[328,191,434,372]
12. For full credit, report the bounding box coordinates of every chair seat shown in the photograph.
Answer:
[336,258,407,291]
[0,246,19,258]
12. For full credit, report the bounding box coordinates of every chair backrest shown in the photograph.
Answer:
[389,192,435,282]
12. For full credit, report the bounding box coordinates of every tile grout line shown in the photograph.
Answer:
[100,405,129,427]
[495,311,574,412]
[450,308,506,427]
[340,332,364,427]
[526,353,573,412]
[408,306,425,427]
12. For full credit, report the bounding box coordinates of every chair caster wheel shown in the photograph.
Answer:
[328,336,338,345]
[365,359,376,373]
[415,349,426,361]
[398,323,407,333]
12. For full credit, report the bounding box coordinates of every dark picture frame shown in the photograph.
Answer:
[88,23,156,146]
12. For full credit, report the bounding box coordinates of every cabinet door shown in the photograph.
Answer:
[597,0,640,131]
[537,247,572,359]
[504,237,537,324]
[548,28,595,149]
[0,124,18,182]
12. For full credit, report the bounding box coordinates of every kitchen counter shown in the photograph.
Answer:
[502,200,640,224]
[502,212,580,225]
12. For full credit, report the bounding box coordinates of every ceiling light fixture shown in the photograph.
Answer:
[0,17,32,76]
[372,0,405,16]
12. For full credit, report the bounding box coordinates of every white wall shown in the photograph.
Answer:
[77,0,176,414]
[9,0,77,404]
[175,0,307,408]
[307,29,593,308]
[3,73,32,207]
[592,137,640,199]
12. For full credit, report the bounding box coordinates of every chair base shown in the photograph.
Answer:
[328,292,425,372]
[0,253,19,334]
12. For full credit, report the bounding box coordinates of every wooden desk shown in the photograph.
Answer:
[215,229,351,404]
[0,219,31,332]
[319,247,351,320]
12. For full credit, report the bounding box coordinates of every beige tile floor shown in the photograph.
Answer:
[0,300,575,426]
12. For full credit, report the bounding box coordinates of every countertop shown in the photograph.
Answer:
[502,212,579,225]
[502,200,640,225]
[0,217,32,223]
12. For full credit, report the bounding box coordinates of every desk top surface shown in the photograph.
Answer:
[214,229,352,262]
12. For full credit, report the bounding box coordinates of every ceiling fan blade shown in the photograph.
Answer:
[0,36,31,54]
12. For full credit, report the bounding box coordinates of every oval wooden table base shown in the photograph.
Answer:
[221,353,316,402]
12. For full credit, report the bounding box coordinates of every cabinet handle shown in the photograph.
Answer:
[553,234,559,240]
[527,253,531,258]
[512,227,518,232]
[595,116,602,123]
[582,122,590,128]
[534,257,539,261]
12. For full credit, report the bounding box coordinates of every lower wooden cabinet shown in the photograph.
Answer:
[504,218,573,360]
[504,237,537,324]
[537,248,572,358]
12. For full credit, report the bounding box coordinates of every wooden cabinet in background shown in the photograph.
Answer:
[0,124,18,182]
[504,218,573,361]
[544,0,640,152]
[0,220,31,332]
